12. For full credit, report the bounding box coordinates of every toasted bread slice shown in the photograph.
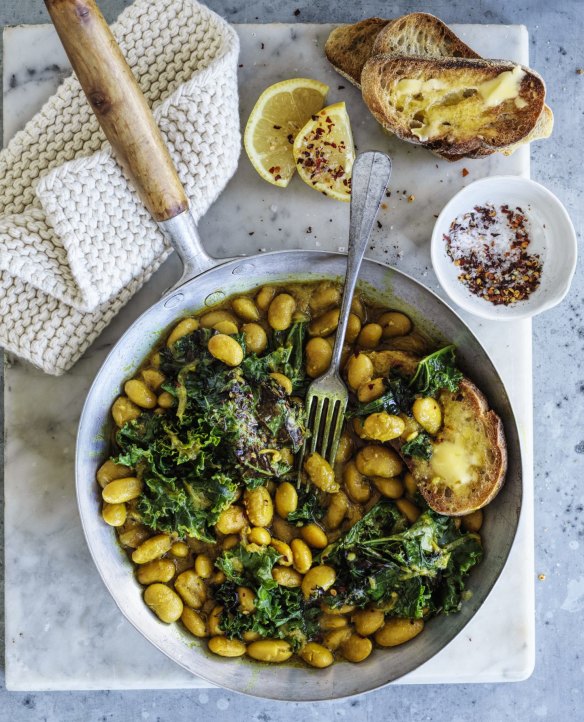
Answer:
[361,56,545,156]
[363,349,507,516]
[372,12,480,60]
[397,379,507,516]
[324,18,389,88]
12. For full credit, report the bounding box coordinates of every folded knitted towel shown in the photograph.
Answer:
[0,0,240,374]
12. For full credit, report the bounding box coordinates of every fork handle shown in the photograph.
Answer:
[331,151,393,371]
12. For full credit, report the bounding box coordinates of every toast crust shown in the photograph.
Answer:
[324,18,389,88]
[372,12,480,60]
[361,56,546,156]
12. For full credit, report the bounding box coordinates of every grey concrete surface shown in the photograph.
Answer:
[1,1,583,720]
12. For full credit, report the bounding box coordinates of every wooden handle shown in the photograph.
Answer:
[45,0,189,222]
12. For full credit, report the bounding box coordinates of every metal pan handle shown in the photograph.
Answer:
[45,0,215,279]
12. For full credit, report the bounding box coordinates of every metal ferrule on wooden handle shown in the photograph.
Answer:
[45,0,189,222]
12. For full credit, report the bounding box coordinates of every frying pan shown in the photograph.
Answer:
[47,0,523,700]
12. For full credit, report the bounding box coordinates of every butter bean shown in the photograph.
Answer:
[462,509,484,533]
[335,432,353,464]
[96,459,131,489]
[248,527,271,545]
[213,320,239,335]
[102,477,143,504]
[242,323,268,354]
[167,317,199,347]
[232,297,260,321]
[305,337,332,378]
[215,505,247,535]
[118,525,150,549]
[299,642,334,668]
[355,445,403,478]
[124,379,157,409]
[291,538,312,574]
[272,566,302,587]
[141,368,166,391]
[268,294,296,331]
[244,486,274,528]
[208,334,244,367]
[136,559,176,585]
[131,534,172,564]
[237,586,256,613]
[378,311,412,338]
[357,377,385,403]
[396,498,421,524]
[271,538,293,566]
[208,636,246,657]
[323,627,352,651]
[309,283,340,312]
[255,285,276,311]
[320,614,348,630]
[324,491,349,530]
[101,502,127,527]
[144,583,183,623]
[200,310,238,328]
[170,541,189,558]
[246,639,292,663]
[309,308,340,337]
[357,323,383,349]
[304,452,339,493]
[346,353,374,390]
[194,554,213,578]
[375,618,424,647]
[181,608,207,638]
[352,608,385,636]
[343,462,371,504]
[301,565,336,599]
[269,372,293,394]
[341,634,372,663]
[362,412,405,442]
[157,391,175,409]
[275,482,298,518]
[372,476,404,499]
[300,523,328,549]
[208,605,224,636]
[111,396,141,427]
[174,570,207,609]
[412,397,442,435]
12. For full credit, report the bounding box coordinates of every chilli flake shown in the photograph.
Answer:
[443,203,542,305]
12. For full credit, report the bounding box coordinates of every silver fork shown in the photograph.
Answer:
[302,151,393,466]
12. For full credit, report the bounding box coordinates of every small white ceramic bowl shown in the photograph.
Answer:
[431,175,577,320]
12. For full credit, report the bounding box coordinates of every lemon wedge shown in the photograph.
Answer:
[293,102,355,202]
[244,78,329,188]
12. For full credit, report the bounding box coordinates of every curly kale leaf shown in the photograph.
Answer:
[287,484,326,525]
[115,413,237,541]
[401,432,433,460]
[321,502,482,617]
[114,328,306,541]
[215,544,319,649]
[409,345,463,397]
[271,321,308,394]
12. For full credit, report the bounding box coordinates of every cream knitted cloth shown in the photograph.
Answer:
[0,0,240,374]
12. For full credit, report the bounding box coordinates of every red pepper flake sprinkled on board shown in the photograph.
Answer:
[444,204,542,305]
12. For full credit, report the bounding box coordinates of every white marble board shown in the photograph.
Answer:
[3,23,534,690]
